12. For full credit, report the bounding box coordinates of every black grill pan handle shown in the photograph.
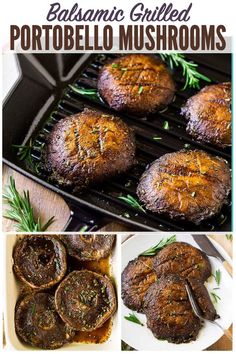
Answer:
[63,201,102,232]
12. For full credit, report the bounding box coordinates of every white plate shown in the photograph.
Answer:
[4,234,120,351]
[121,233,232,351]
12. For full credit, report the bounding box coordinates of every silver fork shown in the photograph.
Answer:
[185,282,232,341]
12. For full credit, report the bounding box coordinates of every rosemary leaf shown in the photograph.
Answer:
[138,85,143,94]
[118,194,146,213]
[112,63,120,69]
[3,177,55,232]
[13,140,39,173]
[140,235,176,256]
[184,143,191,148]
[210,292,221,303]
[160,53,211,90]
[69,85,100,101]
[124,312,144,326]
[79,225,89,232]
[163,121,169,130]
[226,234,232,241]
[213,269,221,287]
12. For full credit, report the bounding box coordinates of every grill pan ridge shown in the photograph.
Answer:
[3,54,232,231]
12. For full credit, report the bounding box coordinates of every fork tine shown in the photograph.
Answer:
[185,282,204,320]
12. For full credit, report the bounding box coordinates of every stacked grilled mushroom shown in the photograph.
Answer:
[13,234,116,350]
[122,241,218,344]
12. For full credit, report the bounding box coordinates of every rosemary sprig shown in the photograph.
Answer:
[124,312,144,326]
[69,85,100,102]
[3,176,55,232]
[13,140,39,173]
[118,194,146,213]
[210,292,221,304]
[140,235,176,256]
[160,53,211,90]
[226,234,232,241]
[213,269,221,287]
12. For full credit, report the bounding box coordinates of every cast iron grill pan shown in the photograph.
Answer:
[3,54,232,231]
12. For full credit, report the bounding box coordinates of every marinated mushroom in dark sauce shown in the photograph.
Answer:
[13,234,117,349]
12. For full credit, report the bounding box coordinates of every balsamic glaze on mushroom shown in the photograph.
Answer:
[13,235,67,289]
[15,292,75,349]
[55,270,117,331]
[59,234,115,261]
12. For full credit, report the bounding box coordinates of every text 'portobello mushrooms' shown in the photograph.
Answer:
[60,234,115,261]
[13,235,67,289]
[121,256,157,313]
[15,293,75,349]
[137,149,231,224]
[46,108,136,188]
[98,54,175,116]
[153,242,211,282]
[182,82,231,148]
[55,270,117,331]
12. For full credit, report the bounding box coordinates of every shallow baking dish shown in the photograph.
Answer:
[4,234,120,351]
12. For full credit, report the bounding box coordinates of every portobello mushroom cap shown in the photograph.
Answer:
[55,270,117,331]
[13,235,67,289]
[153,242,212,282]
[59,234,115,261]
[45,108,136,188]
[137,149,231,224]
[15,292,75,349]
[121,255,157,313]
[181,82,231,148]
[98,54,175,116]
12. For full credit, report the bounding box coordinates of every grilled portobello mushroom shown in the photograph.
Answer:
[46,108,136,188]
[153,242,211,282]
[59,234,115,261]
[13,235,67,290]
[182,82,231,148]
[143,274,217,344]
[98,54,175,116]
[55,270,117,331]
[15,292,75,349]
[137,149,231,224]
[121,256,157,313]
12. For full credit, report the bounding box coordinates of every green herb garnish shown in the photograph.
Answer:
[160,53,211,90]
[13,140,39,173]
[31,303,36,315]
[219,215,227,226]
[118,194,146,213]
[121,341,134,351]
[138,85,143,94]
[140,235,176,256]
[112,63,120,69]
[3,176,55,232]
[213,269,221,287]
[163,121,169,130]
[79,225,89,232]
[69,85,100,101]
[124,312,144,326]
[184,143,191,148]
[210,292,221,303]
[226,234,232,241]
